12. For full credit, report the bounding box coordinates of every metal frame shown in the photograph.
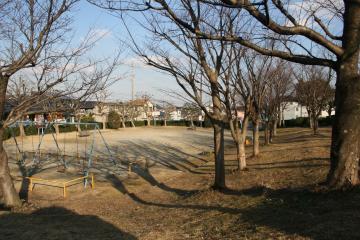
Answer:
[8,121,116,184]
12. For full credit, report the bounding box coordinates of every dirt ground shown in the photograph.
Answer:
[1,127,360,240]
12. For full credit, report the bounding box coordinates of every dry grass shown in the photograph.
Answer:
[1,127,360,240]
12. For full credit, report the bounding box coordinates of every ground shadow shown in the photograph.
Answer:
[239,187,360,239]
[130,164,200,196]
[0,207,136,240]
[107,173,360,239]
[248,157,329,170]
[106,174,246,213]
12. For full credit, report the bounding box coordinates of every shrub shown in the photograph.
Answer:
[284,117,309,128]
[319,115,334,127]
[59,124,78,133]
[25,125,38,135]
[107,111,121,129]
[81,114,95,123]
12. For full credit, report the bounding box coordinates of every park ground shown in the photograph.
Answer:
[1,127,360,239]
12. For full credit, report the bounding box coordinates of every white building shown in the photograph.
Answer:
[169,108,182,121]
[281,101,334,120]
[281,102,308,120]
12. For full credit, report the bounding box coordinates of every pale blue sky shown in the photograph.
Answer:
[72,1,182,104]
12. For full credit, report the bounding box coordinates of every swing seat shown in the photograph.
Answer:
[78,131,90,137]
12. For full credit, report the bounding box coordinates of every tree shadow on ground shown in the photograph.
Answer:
[107,174,360,240]
[130,164,200,196]
[239,187,360,239]
[0,207,136,240]
[106,174,253,213]
[106,140,212,174]
[247,157,329,170]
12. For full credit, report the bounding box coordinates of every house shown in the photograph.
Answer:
[78,101,126,123]
[78,98,156,123]
[128,98,154,121]
[281,101,334,120]
[281,102,308,120]
[4,96,73,124]
[169,107,182,121]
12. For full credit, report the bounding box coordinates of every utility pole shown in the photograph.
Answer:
[130,63,135,101]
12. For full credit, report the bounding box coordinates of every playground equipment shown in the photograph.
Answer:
[8,121,119,197]
[27,174,95,198]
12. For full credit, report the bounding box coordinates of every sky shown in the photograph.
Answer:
[71,0,342,105]
[72,1,183,104]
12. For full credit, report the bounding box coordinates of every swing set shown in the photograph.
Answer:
[9,121,118,197]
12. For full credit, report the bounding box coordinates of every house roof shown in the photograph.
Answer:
[79,101,97,109]
[128,99,150,106]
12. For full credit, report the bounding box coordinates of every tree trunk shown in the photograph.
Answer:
[309,112,314,129]
[0,76,22,207]
[281,110,286,127]
[147,118,151,127]
[54,124,60,135]
[0,140,22,207]
[273,118,278,136]
[190,119,194,128]
[312,116,319,135]
[122,120,126,128]
[269,122,273,143]
[229,117,244,170]
[252,119,260,156]
[327,1,360,188]
[102,120,106,130]
[209,77,226,190]
[238,116,249,170]
[264,122,270,145]
[19,121,25,137]
[213,121,225,189]
[164,119,167,127]
[131,120,135,128]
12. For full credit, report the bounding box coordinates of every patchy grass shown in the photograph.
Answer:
[2,127,360,239]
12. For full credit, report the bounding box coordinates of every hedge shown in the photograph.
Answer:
[284,117,310,128]
[283,116,333,128]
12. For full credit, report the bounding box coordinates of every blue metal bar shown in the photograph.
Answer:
[96,126,117,165]
[84,124,98,187]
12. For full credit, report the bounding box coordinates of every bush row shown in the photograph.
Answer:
[283,116,334,128]
[2,119,213,140]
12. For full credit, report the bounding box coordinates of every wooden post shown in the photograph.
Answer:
[63,183,66,198]
[28,178,33,192]
[91,174,95,189]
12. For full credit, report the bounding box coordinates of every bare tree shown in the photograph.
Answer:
[95,90,111,130]
[182,102,201,128]
[243,53,273,156]
[125,101,140,127]
[0,0,79,207]
[262,60,293,143]
[295,66,334,135]
[0,0,120,207]
[6,77,34,137]
[220,45,250,170]
[139,94,153,127]
[157,101,176,127]
[193,0,359,188]
[122,4,232,189]
[92,0,359,187]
